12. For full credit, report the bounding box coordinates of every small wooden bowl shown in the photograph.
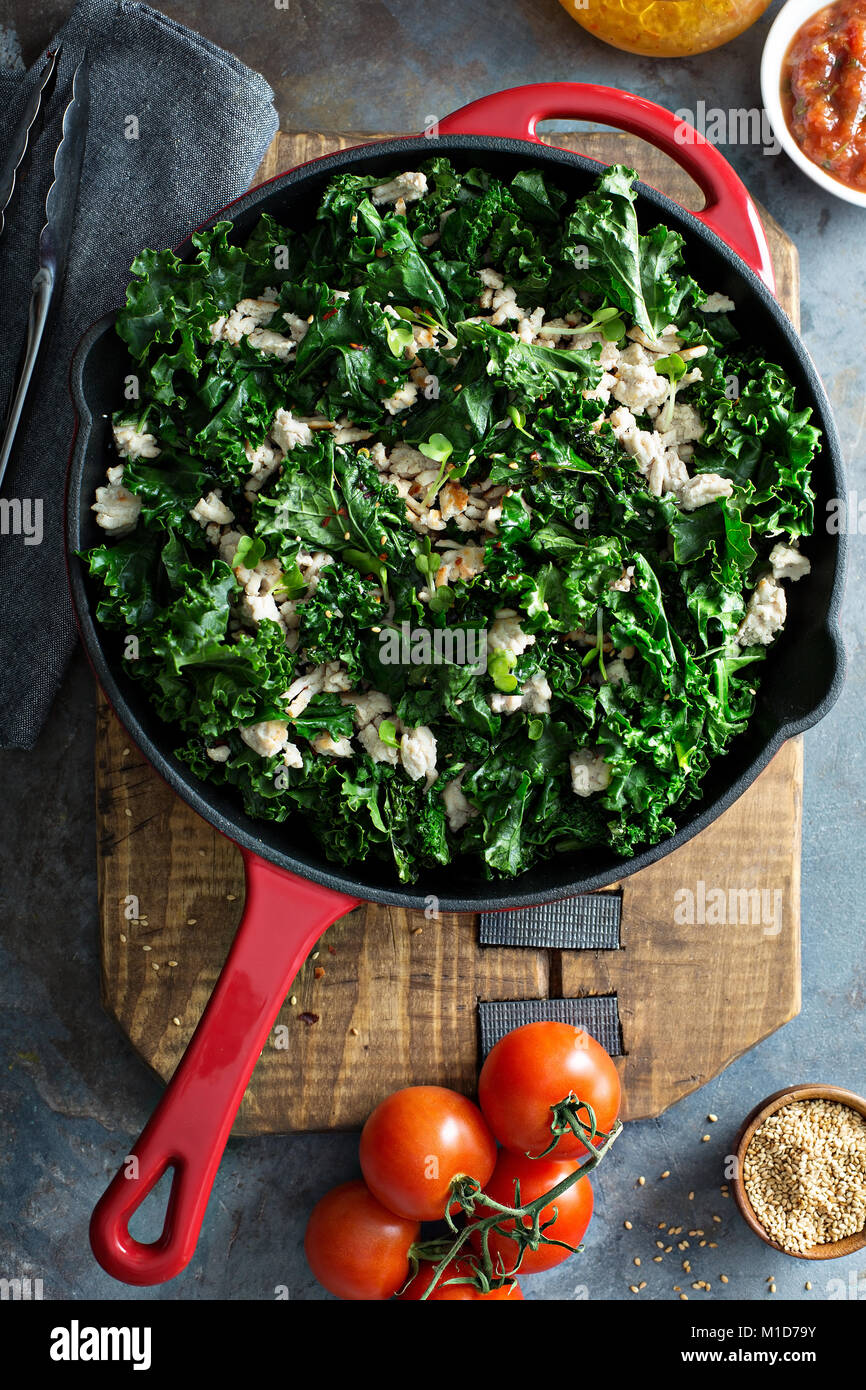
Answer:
[731,1084,866,1260]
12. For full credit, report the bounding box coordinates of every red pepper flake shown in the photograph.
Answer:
[322,308,339,320]
[298,1012,320,1026]
[327,944,337,954]
[349,341,366,350]
[314,966,325,979]
[530,451,541,461]
[379,552,387,562]
[377,378,389,385]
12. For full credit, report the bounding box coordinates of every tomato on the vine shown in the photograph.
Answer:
[396,1257,524,1301]
[478,1022,621,1158]
[304,1180,419,1300]
[360,1085,497,1221]
[470,1149,593,1273]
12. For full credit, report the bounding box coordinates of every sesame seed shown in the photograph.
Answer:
[743,1099,866,1254]
[633,1257,641,1266]
[119,933,127,943]
[708,1113,718,1123]
[629,1285,639,1294]
[141,945,152,952]
[660,1170,671,1179]
[720,1275,729,1284]
[168,960,178,967]
[805,1281,812,1290]
[187,918,197,925]
[624,1220,632,1230]
[637,1176,645,1186]
[227,893,237,901]
[172,1016,181,1026]
[702,1134,710,1142]
[124,809,132,818]
[289,995,298,1006]
[349,1027,359,1036]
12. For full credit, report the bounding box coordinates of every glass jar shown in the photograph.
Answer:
[558,0,774,58]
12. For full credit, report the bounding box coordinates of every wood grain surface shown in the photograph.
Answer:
[95,130,803,1133]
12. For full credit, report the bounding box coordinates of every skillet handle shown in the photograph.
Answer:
[89,852,359,1285]
[436,83,775,294]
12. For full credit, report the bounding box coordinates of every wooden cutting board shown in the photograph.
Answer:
[94,130,802,1134]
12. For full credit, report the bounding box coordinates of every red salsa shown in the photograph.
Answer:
[783,0,866,191]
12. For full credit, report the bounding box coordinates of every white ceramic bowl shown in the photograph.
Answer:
[761,0,866,208]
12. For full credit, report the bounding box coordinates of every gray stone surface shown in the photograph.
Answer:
[0,0,863,1302]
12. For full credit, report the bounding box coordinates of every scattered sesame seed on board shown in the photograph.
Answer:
[168,960,178,968]
[119,933,127,943]
[769,1284,776,1294]
[653,1256,663,1263]
[289,995,298,1006]
[660,1170,671,1179]
[187,918,197,926]
[227,893,237,901]
[124,809,132,818]
[701,1134,710,1142]
[805,1281,812,1291]
[720,1275,729,1284]
[172,1016,181,1026]
[624,1220,632,1229]
[637,1176,646,1186]
[638,1281,646,1290]
[629,1285,639,1294]
[141,944,152,952]
[349,1027,359,1037]
[411,925,423,935]
[688,1191,695,1201]
[708,1113,718,1123]
[680,1294,688,1301]
[634,1257,641,1266]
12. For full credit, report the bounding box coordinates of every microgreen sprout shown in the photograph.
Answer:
[552,304,626,343]
[489,648,519,694]
[655,351,686,433]
[384,315,415,359]
[506,404,531,436]
[393,304,458,352]
[378,718,399,748]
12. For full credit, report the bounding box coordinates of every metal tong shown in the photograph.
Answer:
[0,49,89,491]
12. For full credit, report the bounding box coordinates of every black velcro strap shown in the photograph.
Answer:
[479,893,621,951]
[478,995,624,1057]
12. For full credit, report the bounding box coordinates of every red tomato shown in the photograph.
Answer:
[360,1085,497,1222]
[470,1150,593,1273]
[304,1179,419,1300]
[478,1022,621,1159]
[397,1258,524,1301]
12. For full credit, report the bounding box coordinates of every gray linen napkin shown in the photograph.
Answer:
[0,0,278,747]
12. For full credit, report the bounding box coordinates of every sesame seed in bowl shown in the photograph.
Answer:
[732,1085,866,1259]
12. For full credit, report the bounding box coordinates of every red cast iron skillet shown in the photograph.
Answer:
[67,85,846,1285]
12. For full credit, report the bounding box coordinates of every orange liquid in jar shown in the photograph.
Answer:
[558,0,773,57]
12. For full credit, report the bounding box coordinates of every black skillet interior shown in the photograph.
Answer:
[67,135,847,912]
